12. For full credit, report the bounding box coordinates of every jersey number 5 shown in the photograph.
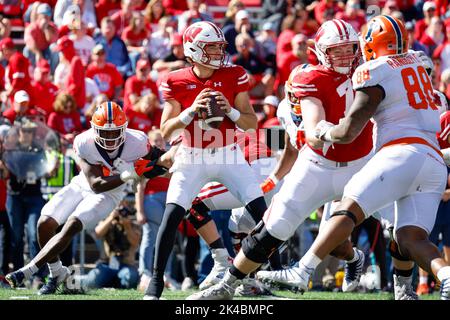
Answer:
[401,66,437,110]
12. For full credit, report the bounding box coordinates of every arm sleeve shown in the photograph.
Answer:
[161,74,175,101]
[234,66,250,93]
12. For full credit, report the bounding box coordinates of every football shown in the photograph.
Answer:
[199,93,226,129]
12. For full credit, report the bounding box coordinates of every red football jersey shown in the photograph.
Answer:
[235,130,272,164]
[293,64,373,162]
[161,65,250,148]
[438,111,450,149]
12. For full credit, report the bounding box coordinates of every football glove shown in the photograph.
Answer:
[114,158,154,182]
[141,159,168,179]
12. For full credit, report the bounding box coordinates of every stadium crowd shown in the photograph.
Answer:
[0,0,449,297]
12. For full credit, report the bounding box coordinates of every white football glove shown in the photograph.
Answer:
[314,120,337,142]
[113,158,139,182]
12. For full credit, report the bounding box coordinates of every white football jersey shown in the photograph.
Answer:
[353,52,441,151]
[73,128,150,199]
[277,99,305,150]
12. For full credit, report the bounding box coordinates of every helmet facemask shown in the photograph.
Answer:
[92,122,127,151]
[192,41,228,69]
[316,42,360,74]
[285,83,303,126]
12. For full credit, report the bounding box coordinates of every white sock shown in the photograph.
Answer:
[419,276,428,284]
[299,251,322,273]
[347,248,360,263]
[19,263,39,279]
[437,266,450,282]
[48,260,63,278]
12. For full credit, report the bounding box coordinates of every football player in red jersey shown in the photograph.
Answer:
[143,21,268,300]
[187,19,374,300]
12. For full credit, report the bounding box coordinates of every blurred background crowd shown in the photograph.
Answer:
[0,0,448,296]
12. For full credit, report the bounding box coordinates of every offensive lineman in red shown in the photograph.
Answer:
[188,19,374,300]
[143,21,268,300]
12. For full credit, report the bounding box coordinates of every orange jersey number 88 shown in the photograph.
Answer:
[401,66,437,110]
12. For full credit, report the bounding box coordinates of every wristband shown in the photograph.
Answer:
[268,174,279,185]
[226,107,241,122]
[179,107,195,125]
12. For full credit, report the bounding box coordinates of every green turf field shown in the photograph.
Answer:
[0,288,441,300]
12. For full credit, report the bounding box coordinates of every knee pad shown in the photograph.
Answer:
[245,196,267,224]
[389,239,410,261]
[330,210,358,225]
[185,201,212,230]
[241,221,283,264]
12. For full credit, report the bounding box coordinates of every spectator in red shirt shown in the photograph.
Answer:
[127,93,162,133]
[415,1,437,41]
[47,93,83,144]
[112,0,138,36]
[314,0,343,25]
[2,91,36,124]
[0,38,33,102]
[277,33,309,96]
[95,0,122,26]
[86,44,124,101]
[260,95,280,129]
[420,16,445,55]
[144,0,167,32]
[162,0,188,16]
[30,59,59,119]
[52,36,86,110]
[335,0,366,32]
[122,11,150,48]
[23,3,58,66]
[123,59,158,114]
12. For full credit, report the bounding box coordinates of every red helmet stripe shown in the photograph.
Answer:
[337,19,349,40]
[332,20,344,40]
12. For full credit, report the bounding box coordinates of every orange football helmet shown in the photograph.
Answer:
[361,15,408,61]
[285,64,306,117]
[91,101,128,150]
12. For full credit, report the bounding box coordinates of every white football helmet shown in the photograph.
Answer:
[312,19,360,74]
[183,21,228,69]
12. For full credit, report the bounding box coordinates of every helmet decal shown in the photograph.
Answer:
[383,15,402,54]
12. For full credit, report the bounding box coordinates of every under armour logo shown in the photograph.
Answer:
[213,82,222,87]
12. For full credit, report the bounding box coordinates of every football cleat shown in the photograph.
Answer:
[256,266,311,293]
[342,248,365,292]
[38,267,72,295]
[393,275,419,300]
[5,270,25,289]
[235,277,273,297]
[186,280,237,300]
[199,248,232,290]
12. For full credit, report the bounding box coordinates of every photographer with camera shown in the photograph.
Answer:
[82,203,141,289]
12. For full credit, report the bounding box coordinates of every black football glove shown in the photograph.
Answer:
[142,159,168,179]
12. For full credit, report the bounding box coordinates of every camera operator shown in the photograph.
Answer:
[82,204,141,289]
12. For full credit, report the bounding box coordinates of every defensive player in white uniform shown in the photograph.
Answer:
[274,15,450,300]
[187,19,374,300]
[144,21,268,300]
[5,102,170,293]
